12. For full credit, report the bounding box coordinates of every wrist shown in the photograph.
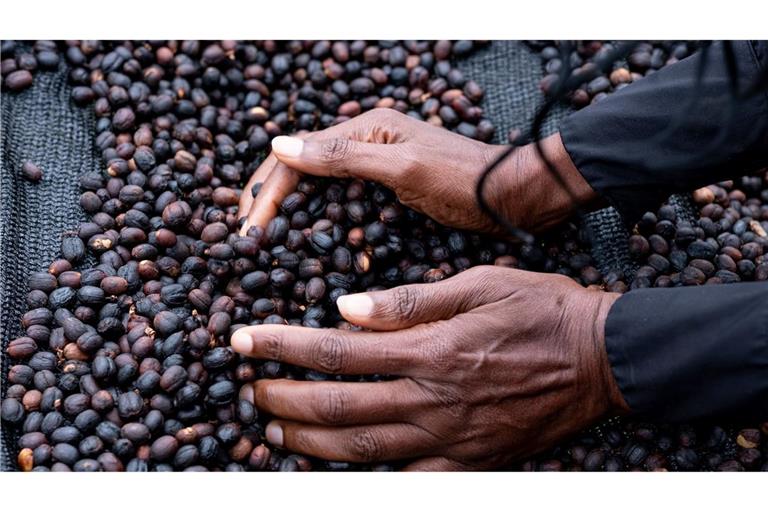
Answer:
[590,291,630,416]
[566,288,629,423]
[483,133,599,233]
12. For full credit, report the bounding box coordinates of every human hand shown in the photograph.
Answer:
[231,266,628,470]
[238,109,596,238]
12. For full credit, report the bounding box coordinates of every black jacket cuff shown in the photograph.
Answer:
[605,282,768,422]
[560,41,768,227]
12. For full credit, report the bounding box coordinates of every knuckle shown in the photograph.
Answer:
[391,286,418,321]
[258,331,284,361]
[369,107,396,123]
[310,331,348,373]
[316,387,348,425]
[292,428,317,453]
[348,429,384,462]
[254,381,278,409]
[321,138,354,173]
[421,334,460,374]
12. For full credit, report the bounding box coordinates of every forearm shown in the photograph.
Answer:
[605,283,768,422]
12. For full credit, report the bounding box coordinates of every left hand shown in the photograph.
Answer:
[231,266,628,470]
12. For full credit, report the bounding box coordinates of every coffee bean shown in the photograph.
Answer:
[21,161,43,182]
[5,69,33,91]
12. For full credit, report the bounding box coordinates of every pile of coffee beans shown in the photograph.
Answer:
[3,39,766,472]
[527,41,699,110]
[1,40,61,92]
[2,39,594,472]
[521,420,768,472]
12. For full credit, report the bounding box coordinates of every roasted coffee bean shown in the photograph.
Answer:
[121,422,151,444]
[22,411,44,433]
[90,390,114,412]
[162,201,192,230]
[100,276,128,295]
[117,391,144,420]
[202,347,234,370]
[52,443,79,466]
[74,410,101,432]
[61,237,86,263]
[159,365,188,394]
[174,444,199,469]
[1,398,25,424]
[7,336,38,359]
[5,69,34,91]
[50,426,82,444]
[216,422,242,447]
[21,161,43,182]
[62,393,90,417]
[150,435,179,461]
[207,381,236,405]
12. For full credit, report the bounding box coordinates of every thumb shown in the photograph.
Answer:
[270,135,407,186]
[335,268,502,331]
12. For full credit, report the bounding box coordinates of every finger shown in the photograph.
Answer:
[230,324,424,376]
[238,131,315,233]
[238,153,278,223]
[335,267,511,331]
[239,162,299,235]
[265,420,436,462]
[403,456,474,471]
[271,135,409,187]
[241,378,425,426]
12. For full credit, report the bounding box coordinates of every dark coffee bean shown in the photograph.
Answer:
[687,240,717,260]
[74,410,101,432]
[121,422,151,444]
[160,365,188,393]
[51,426,82,445]
[52,443,80,466]
[207,381,236,405]
[73,459,101,472]
[5,69,34,91]
[151,435,179,461]
[21,161,43,182]
[1,398,25,424]
[202,347,234,370]
[63,393,90,417]
[117,391,144,419]
[162,201,192,230]
[216,422,241,446]
[174,444,199,469]
[7,336,38,359]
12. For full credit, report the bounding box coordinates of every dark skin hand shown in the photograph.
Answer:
[238,108,598,237]
[232,267,628,470]
[233,109,627,470]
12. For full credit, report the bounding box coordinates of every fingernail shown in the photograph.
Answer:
[337,294,374,318]
[271,136,304,158]
[239,384,254,403]
[266,422,284,447]
[230,329,252,353]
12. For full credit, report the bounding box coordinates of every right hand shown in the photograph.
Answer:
[238,108,596,237]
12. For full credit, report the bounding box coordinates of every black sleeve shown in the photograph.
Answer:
[560,41,768,226]
[605,282,768,422]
